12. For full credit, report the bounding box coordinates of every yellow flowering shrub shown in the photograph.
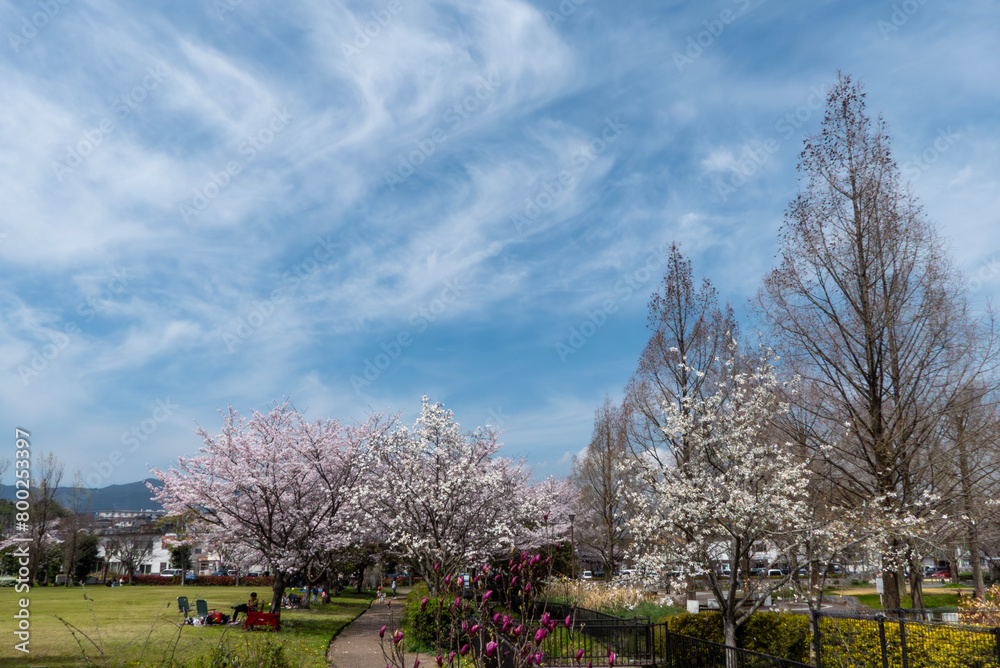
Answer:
[819,616,1000,668]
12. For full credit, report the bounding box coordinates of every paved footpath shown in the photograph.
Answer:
[328,593,413,668]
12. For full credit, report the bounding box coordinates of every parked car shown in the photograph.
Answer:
[159,569,195,580]
[581,570,593,580]
[767,569,786,577]
[209,569,236,577]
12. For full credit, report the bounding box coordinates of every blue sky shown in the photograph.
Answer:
[2,0,998,489]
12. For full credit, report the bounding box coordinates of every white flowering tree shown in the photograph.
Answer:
[353,398,557,595]
[627,346,809,650]
[150,402,382,608]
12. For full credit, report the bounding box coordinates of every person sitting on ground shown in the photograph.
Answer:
[232,592,259,623]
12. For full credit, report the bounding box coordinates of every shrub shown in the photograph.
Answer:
[664,612,725,644]
[402,582,455,651]
[740,611,810,663]
[131,575,177,585]
[819,616,1000,668]
[660,612,809,663]
[959,584,1000,626]
[544,580,655,611]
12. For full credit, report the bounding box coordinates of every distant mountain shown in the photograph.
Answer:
[0,478,163,514]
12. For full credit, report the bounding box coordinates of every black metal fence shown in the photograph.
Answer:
[527,605,811,667]
[535,606,1000,668]
[814,609,1000,668]
[660,632,813,668]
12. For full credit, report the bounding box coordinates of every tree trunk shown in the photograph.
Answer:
[908,556,924,611]
[969,535,985,598]
[723,612,738,668]
[881,560,902,610]
[271,570,285,613]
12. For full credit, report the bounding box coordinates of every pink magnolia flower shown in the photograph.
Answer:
[483,590,493,602]
[607,650,616,667]
[393,630,404,645]
[535,652,543,665]
[413,660,420,668]
[574,650,584,663]
[486,641,498,658]
[421,597,428,611]
[379,625,387,638]
[535,628,548,643]
[565,615,572,628]
[460,644,469,656]
[436,655,443,667]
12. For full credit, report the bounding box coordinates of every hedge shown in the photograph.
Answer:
[127,574,276,587]
[657,612,810,664]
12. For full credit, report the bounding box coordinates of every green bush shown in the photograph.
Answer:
[659,612,809,663]
[402,582,456,651]
[741,612,809,663]
[664,612,725,644]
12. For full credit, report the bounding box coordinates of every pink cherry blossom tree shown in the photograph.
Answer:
[150,402,384,607]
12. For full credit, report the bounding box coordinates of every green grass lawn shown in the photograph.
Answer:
[604,600,684,621]
[852,591,962,610]
[0,585,373,668]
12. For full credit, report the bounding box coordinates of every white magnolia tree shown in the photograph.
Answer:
[353,398,559,594]
[627,346,809,649]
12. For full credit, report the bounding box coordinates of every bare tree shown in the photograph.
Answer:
[60,472,92,586]
[757,73,998,609]
[934,387,1000,598]
[625,243,739,463]
[29,453,64,584]
[104,532,155,581]
[570,395,634,580]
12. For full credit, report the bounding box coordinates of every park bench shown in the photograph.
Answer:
[245,610,280,631]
